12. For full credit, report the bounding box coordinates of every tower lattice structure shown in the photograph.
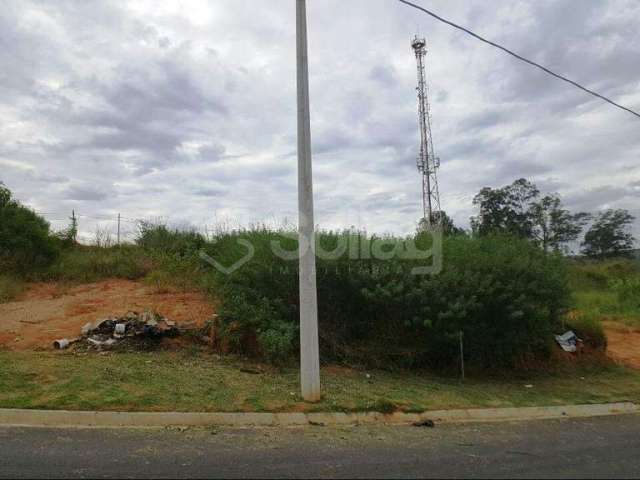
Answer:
[412,35,441,228]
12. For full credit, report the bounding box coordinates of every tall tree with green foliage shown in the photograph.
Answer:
[472,179,590,253]
[471,178,539,238]
[530,194,591,253]
[581,209,636,258]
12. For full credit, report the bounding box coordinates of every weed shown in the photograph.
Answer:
[0,275,23,303]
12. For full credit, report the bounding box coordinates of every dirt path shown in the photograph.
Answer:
[603,321,640,369]
[0,280,214,350]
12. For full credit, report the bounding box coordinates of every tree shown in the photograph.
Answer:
[581,209,636,258]
[471,178,539,238]
[0,182,59,272]
[530,194,591,253]
[471,179,590,253]
[418,211,465,236]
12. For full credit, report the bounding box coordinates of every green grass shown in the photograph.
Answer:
[569,258,640,327]
[1,351,639,413]
[0,274,24,303]
[40,245,151,283]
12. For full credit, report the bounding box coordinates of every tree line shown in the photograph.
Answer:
[461,178,636,259]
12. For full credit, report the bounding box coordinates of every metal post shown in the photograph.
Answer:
[117,213,121,246]
[296,0,320,402]
[459,330,465,381]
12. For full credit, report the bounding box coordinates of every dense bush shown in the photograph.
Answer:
[208,231,570,370]
[0,183,59,273]
[136,221,206,257]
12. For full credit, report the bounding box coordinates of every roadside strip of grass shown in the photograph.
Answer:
[1,351,639,413]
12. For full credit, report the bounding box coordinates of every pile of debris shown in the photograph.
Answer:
[53,310,180,351]
[555,330,583,353]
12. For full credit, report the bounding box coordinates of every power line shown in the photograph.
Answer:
[397,0,640,119]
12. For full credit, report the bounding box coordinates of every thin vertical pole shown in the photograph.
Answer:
[459,330,465,381]
[296,0,320,402]
[72,210,77,243]
[117,213,121,246]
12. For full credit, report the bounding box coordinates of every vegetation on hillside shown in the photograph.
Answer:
[0,182,60,274]
[1,180,637,375]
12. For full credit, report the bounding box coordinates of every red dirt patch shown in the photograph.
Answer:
[604,321,640,369]
[0,279,214,350]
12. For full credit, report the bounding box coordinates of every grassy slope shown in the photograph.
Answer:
[2,253,639,413]
[569,259,640,327]
[1,351,639,413]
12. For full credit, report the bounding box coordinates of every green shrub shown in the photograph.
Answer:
[0,183,59,273]
[258,321,297,364]
[0,274,24,303]
[610,277,640,310]
[136,222,205,257]
[566,312,607,351]
[144,270,173,293]
[209,231,570,370]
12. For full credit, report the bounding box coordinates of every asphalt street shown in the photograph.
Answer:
[1,415,639,478]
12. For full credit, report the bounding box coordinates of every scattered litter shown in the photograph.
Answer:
[555,330,582,353]
[524,384,534,389]
[413,419,435,428]
[60,310,185,352]
[53,338,80,350]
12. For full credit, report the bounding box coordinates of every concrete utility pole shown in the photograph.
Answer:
[296,0,321,402]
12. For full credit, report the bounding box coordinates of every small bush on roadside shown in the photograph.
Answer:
[566,312,607,351]
[0,275,24,303]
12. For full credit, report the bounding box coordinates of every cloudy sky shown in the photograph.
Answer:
[1,0,639,242]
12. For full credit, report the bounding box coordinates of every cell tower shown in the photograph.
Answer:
[412,35,441,228]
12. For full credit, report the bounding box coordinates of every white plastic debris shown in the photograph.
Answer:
[555,330,581,353]
[54,339,70,350]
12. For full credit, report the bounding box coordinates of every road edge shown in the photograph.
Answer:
[0,402,637,429]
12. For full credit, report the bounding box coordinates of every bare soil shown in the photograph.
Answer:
[0,279,214,350]
[603,321,640,369]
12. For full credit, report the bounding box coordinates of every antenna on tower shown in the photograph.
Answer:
[411,35,441,229]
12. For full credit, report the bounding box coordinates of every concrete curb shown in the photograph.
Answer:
[0,402,637,429]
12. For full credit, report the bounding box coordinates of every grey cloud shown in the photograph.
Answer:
[64,185,109,202]
[369,65,397,87]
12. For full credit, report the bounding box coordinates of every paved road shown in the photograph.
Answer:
[1,415,639,478]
